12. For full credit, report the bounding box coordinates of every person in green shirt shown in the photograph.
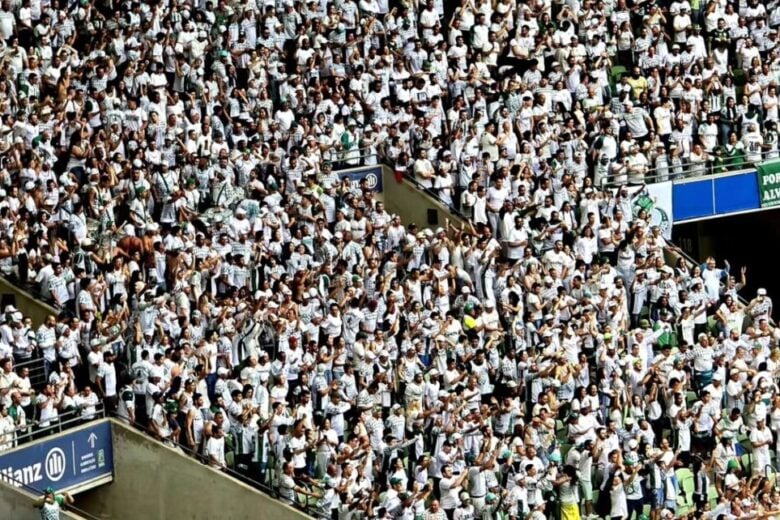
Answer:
[35,487,74,520]
[8,392,28,439]
[340,121,360,166]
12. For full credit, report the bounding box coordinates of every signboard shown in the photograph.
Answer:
[672,171,761,223]
[616,182,674,239]
[757,161,780,208]
[642,181,674,239]
[0,420,113,493]
[338,166,384,193]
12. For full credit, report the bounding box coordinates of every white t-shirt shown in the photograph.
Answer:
[439,475,461,509]
[152,403,171,439]
[207,435,226,466]
[97,362,117,397]
[506,227,527,259]
[610,483,628,517]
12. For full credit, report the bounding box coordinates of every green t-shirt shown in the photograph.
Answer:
[40,497,64,520]
[8,405,21,423]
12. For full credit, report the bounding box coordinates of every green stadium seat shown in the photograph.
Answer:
[708,484,719,505]
[676,468,694,512]
[611,65,627,82]
[561,443,573,461]
[610,65,627,95]
[732,68,746,86]
[740,453,752,475]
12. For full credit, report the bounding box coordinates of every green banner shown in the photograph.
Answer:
[758,160,780,208]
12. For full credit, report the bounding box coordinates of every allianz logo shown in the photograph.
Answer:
[0,447,67,487]
[365,174,378,188]
[347,173,379,189]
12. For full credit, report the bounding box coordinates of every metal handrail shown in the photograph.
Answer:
[324,151,381,168]
[7,402,107,446]
[330,138,777,186]
[663,233,774,332]
[13,356,47,390]
[331,153,476,224]
[114,413,329,519]
[0,471,103,520]
[7,401,327,517]
[602,149,777,187]
[332,144,773,191]
[343,155,762,327]
[400,170,475,223]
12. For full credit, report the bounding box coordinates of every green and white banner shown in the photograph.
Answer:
[757,162,780,208]
[632,182,673,239]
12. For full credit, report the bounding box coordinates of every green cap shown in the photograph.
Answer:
[727,459,739,470]
[220,50,229,58]
[45,487,55,494]
[390,477,403,486]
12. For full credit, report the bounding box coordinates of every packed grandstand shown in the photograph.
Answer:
[0,0,779,519]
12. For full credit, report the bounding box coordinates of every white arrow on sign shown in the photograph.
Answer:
[88,433,98,449]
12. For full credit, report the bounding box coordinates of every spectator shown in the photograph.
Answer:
[0,0,773,518]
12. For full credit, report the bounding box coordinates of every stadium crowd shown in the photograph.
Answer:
[0,0,778,519]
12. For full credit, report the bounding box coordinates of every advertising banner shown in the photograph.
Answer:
[631,182,674,239]
[338,166,384,193]
[757,162,780,208]
[0,420,114,493]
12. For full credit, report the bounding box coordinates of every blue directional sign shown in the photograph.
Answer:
[0,420,114,492]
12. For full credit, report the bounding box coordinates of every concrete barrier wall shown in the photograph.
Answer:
[0,276,57,326]
[378,166,469,230]
[0,482,87,520]
[76,420,311,520]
